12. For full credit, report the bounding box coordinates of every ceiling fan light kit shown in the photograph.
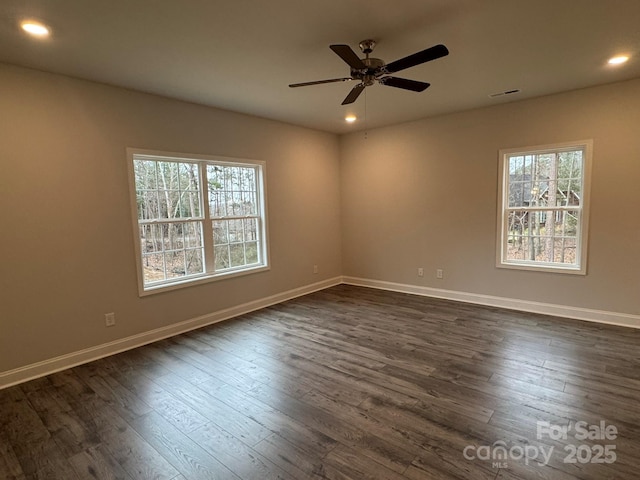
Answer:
[289,39,449,105]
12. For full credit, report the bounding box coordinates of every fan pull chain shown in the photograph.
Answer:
[364,88,368,140]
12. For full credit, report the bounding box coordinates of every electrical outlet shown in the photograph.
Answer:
[436,269,444,279]
[313,264,318,274]
[417,267,424,277]
[105,312,116,327]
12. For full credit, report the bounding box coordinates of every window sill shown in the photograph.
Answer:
[497,261,586,275]
[138,264,270,297]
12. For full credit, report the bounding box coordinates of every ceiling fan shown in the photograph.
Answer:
[289,39,449,105]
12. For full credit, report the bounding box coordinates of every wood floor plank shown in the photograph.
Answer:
[153,373,272,447]
[68,444,136,480]
[129,412,241,479]
[252,432,332,480]
[138,341,217,385]
[0,429,25,480]
[54,382,133,437]
[198,380,341,472]
[406,447,498,480]
[98,422,180,480]
[25,385,101,458]
[25,437,82,480]
[298,389,418,473]
[110,369,210,435]
[0,386,54,476]
[188,421,298,480]
[243,383,416,474]
[72,365,153,422]
[320,444,409,480]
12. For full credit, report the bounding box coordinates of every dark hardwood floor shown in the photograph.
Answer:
[2,284,640,479]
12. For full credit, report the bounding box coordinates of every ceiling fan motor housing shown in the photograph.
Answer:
[351,57,385,85]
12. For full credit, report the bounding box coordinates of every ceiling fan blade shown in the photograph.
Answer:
[380,76,430,92]
[289,77,353,88]
[384,44,449,74]
[341,84,365,105]
[330,44,367,70]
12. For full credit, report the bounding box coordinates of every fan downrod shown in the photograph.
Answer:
[353,40,383,86]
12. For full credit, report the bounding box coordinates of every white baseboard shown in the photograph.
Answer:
[342,276,640,329]
[0,276,342,390]
[4,275,637,389]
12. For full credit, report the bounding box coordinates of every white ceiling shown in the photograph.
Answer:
[2,0,640,133]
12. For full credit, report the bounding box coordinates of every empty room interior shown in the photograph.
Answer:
[1,1,640,479]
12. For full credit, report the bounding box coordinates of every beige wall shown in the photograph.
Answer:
[2,62,639,376]
[0,64,342,372]
[340,78,640,316]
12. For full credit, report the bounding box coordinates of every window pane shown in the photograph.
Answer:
[134,160,157,189]
[506,235,531,261]
[137,190,160,220]
[135,160,201,220]
[166,191,200,218]
[149,224,165,252]
[557,151,583,207]
[209,191,226,217]
[506,210,527,238]
[507,155,535,207]
[214,245,230,270]
[142,253,165,283]
[228,219,244,243]
[138,221,204,284]
[507,151,585,209]
[551,238,577,265]
[245,241,259,264]
[207,165,223,216]
[165,251,186,279]
[245,192,257,215]
[229,244,245,267]
[231,192,243,215]
[140,224,160,253]
[207,164,223,186]
[184,222,203,248]
[508,180,533,207]
[179,163,199,191]
[213,220,228,245]
[185,248,204,275]
[244,218,258,241]
[211,217,261,270]
[167,223,185,251]
[207,164,259,220]
[505,209,580,266]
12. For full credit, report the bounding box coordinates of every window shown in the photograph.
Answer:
[127,150,269,295]
[497,141,592,274]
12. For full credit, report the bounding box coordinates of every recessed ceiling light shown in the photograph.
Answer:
[345,115,357,123]
[21,21,50,37]
[608,55,629,65]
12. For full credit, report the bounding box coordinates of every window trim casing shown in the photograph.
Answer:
[127,148,270,296]
[496,140,592,275]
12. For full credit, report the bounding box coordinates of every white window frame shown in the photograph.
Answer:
[496,140,592,275]
[127,148,270,296]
